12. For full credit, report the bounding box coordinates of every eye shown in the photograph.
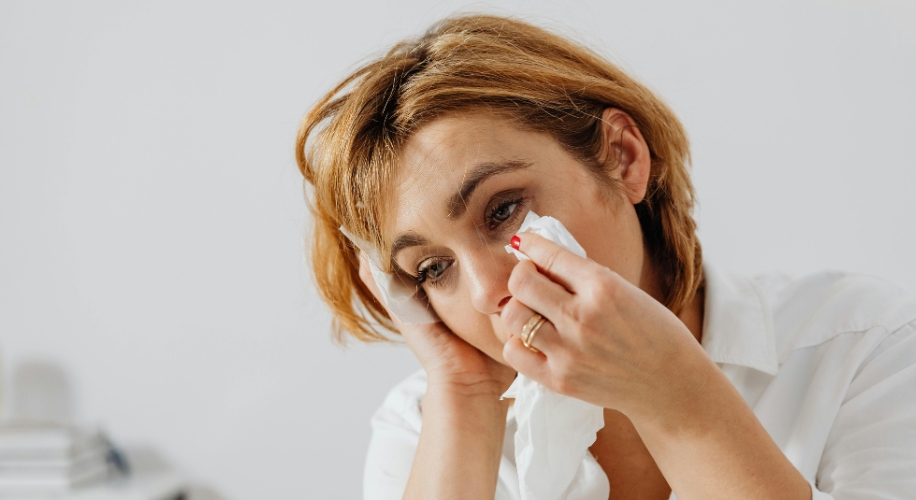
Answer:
[490,200,517,222]
[486,196,525,231]
[416,258,453,286]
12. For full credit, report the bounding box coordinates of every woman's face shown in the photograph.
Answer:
[389,110,656,365]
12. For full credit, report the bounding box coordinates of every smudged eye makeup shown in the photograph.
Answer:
[482,188,527,235]
[412,189,528,287]
[487,197,522,229]
[415,257,453,285]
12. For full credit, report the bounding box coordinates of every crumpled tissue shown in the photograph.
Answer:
[504,211,587,262]
[502,211,609,500]
[338,226,439,324]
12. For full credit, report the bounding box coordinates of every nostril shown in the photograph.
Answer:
[498,296,512,308]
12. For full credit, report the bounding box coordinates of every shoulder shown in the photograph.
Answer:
[369,368,427,434]
[751,270,916,358]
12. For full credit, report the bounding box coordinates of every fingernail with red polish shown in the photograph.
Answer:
[510,235,521,250]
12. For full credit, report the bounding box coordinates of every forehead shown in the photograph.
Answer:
[401,113,523,172]
[392,113,542,227]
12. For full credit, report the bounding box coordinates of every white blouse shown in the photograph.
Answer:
[363,265,916,500]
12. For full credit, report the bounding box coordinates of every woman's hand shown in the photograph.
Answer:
[357,253,515,396]
[499,233,712,421]
[358,254,515,499]
[499,234,812,500]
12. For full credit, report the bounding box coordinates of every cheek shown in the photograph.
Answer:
[568,200,643,282]
[430,295,509,363]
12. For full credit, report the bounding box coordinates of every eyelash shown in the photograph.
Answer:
[486,196,525,231]
[414,196,526,287]
[415,258,451,286]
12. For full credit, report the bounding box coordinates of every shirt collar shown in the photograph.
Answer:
[701,264,779,375]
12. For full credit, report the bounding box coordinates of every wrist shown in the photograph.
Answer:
[625,356,812,500]
[424,381,511,431]
[427,375,512,400]
[625,347,721,432]
[426,367,515,398]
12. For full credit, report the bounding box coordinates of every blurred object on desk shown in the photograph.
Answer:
[0,431,199,500]
[0,421,121,496]
[64,446,192,500]
[0,357,219,499]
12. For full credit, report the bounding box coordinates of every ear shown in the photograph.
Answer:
[599,108,652,204]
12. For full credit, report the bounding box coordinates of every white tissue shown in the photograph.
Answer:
[505,211,587,260]
[501,212,609,500]
[339,227,439,324]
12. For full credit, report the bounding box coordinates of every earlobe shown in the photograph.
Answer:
[600,108,652,205]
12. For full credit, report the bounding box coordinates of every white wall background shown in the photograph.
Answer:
[1,0,914,498]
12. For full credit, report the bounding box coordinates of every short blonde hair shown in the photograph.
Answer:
[296,14,702,342]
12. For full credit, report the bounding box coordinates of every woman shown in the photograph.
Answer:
[296,15,916,500]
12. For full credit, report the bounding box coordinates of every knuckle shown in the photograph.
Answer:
[552,354,571,376]
[591,267,619,299]
[549,358,585,398]
[578,269,619,318]
[550,353,574,380]
[558,299,583,324]
[507,261,535,295]
[558,294,596,329]
[501,298,525,329]
[552,373,574,395]
[540,247,563,274]
[507,269,523,295]
[558,301,598,345]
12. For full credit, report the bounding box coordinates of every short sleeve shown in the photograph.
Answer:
[814,321,916,499]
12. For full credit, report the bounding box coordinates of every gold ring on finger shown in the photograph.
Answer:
[521,314,547,353]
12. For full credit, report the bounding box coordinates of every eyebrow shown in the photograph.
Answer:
[389,232,430,270]
[445,159,533,220]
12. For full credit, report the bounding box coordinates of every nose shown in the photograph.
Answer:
[464,247,515,316]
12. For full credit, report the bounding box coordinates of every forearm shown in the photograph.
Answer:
[403,383,509,500]
[631,358,811,500]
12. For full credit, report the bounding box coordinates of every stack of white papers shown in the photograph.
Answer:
[0,421,115,497]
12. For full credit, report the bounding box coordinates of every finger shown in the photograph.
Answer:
[503,334,551,382]
[500,297,563,354]
[507,259,572,321]
[515,232,596,292]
